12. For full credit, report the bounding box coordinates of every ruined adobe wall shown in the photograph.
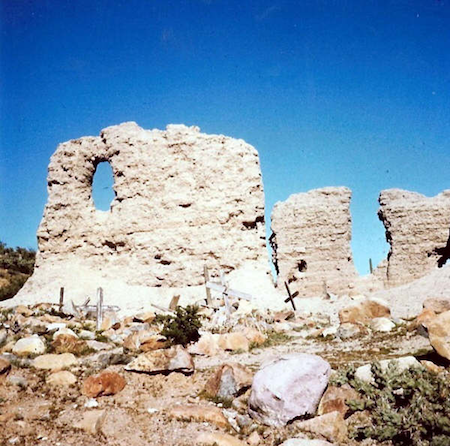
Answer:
[378,189,450,287]
[270,187,358,297]
[16,123,273,309]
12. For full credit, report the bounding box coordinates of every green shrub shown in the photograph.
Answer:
[0,241,35,275]
[0,274,28,301]
[159,305,201,346]
[332,362,450,445]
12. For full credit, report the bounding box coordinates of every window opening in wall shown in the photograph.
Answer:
[92,161,115,211]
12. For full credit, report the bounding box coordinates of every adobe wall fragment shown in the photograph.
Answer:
[16,123,271,308]
[270,187,358,297]
[378,189,450,287]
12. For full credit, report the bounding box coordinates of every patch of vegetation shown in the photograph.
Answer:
[198,389,234,408]
[0,241,36,301]
[94,331,109,343]
[157,305,202,347]
[250,331,293,350]
[332,362,450,445]
[0,242,35,274]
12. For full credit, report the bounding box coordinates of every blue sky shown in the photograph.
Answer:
[1,0,449,274]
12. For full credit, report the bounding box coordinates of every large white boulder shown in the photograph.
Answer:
[248,354,331,426]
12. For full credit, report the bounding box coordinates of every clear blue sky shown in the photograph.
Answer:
[1,0,449,275]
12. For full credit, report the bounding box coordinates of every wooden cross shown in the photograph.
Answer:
[284,281,299,311]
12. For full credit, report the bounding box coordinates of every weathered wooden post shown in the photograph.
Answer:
[220,270,231,316]
[59,287,64,312]
[203,265,213,307]
[96,287,104,331]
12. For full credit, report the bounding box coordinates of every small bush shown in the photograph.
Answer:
[159,305,202,347]
[0,274,28,301]
[332,362,450,445]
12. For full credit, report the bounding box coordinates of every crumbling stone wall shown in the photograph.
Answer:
[378,189,450,287]
[270,187,358,297]
[18,123,270,305]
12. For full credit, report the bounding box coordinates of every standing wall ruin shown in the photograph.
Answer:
[270,187,358,297]
[16,122,271,308]
[378,189,450,287]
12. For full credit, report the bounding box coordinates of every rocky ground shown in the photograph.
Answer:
[0,295,449,446]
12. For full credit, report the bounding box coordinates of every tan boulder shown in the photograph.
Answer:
[423,298,450,314]
[218,333,249,352]
[12,336,46,357]
[247,431,261,445]
[82,371,126,397]
[46,370,77,386]
[339,299,390,324]
[188,333,221,356]
[317,384,359,417]
[242,327,266,346]
[133,311,156,323]
[168,405,229,428]
[417,308,437,327]
[33,353,78,371]
[295,411,347,443]
[51,334,88,355]
[15,305,33,317]
[125,345,194,374]
[420,360,445,374]
[0,358,11,375]
[204,363,253,399]
[196,432,246,446]
[74,410,106,435]
[427,310,450,360]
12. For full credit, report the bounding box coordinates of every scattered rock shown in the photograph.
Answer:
[53,327,78,339]
[125,345,194,374]
[32,353,78,371]
[74,410,106,435]
[195,432,246,446]
[336,323,361,340]
[85,340,112,352]
[420,360,445,374]
[355,356,422,383]
[423,298,450,314]
[248,354,331,426]
[415,308,437,330]
[204,363,253,399]
[51,334,88,355]
[100,312,119,331]
[46,322,66,333]
[12,336,46,357]
[46,371,77,386]
[140,335,168,352]
[168,405,229,428]
[0,329,7,345]
[189,333,221,356]
[339,298,390,324]
[279,440,334,446]
[84,398,99,408]
[317,384,359,417]
[218,333,250,352]
[242,327,266,346]
[370,317,395,332]
[247,431,261,445]
[15,305,32,317]
[79,330,95,340]
[295,411,347,443]
[427,310,450,360]
[82,371,126,397]
[0,357,11,374]
[6,375,27,388]
[133,311,156,323]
